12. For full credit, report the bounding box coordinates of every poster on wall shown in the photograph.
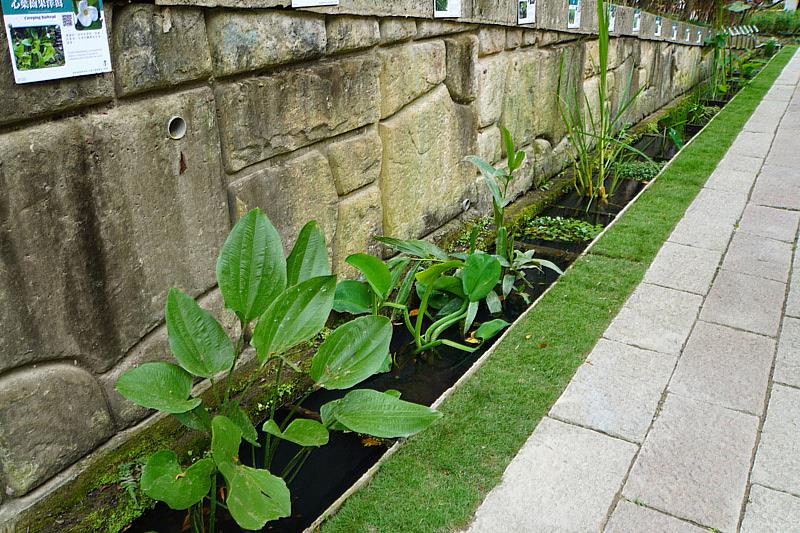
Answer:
[632,8,641,32]
[434,0,461,18]
[518,0,535,24]
[2,0,111,84]
[684,26,691,41]
[292,0,338,5]
[697,29,703,43]
[654,15,662,36]
[567,0,581,29]
[671,22,678,40]
[608,4,616,32]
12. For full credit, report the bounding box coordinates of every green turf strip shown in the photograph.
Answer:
[322,45,797,533]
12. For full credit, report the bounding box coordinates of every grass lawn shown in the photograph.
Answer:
[322,45,798,533]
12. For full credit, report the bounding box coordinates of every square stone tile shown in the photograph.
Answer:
[686,188,748,225]
[704,167,758,193]
[751,385,800,495]
[738,204,800,243]
[606,500,707,533]
[605,283,703,355]
[786,282,800,319]
[623,394,759,532]
[550,339,676,442]
[722,231,793,283]
[716,153,764,174]
[700,270,786,337]
[741,485,800,533]
[645,241,722,296]
[669,212,736,252]
[763,84,795,102]
[467,418,637,533]
[775,317,800,388]
[669,321,775,414]
[751,163,800,210]
[730,131,774,159]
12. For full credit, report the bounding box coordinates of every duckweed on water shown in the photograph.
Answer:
[521,216,604,243]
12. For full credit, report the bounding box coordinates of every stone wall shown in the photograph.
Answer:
[0,0,709,526]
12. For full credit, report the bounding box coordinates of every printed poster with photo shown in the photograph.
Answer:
[608,4,616,32]
[567,0,581,29]
[632,8,641,32]
[2,0,111,84]
[434,0,461,18]
[654,15,662,36]
[518,0,535,25]
[291,0,338,6]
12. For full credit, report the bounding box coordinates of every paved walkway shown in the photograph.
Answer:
[467,50,800,532]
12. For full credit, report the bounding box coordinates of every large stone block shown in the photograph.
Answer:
[326,16,380,54]
[444,34,479,104]
[327,127,382,196]
[379,85,476,240]
[0,8,113,126]
[333,186,383,277]
[476,53,509,127]
[379,18,417,44]
[230,150,339,252]
[0,88,229,375]
[113,4,212,96]
[477,27,506,56]
[206,10,325,78]
[216,55,380,172]
[0,365,114,497]
[379,41,447,119]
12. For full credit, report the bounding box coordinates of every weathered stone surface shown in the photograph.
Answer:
[379,85,476,240]
[700,270,786,337]
[669,321,774,415]
[114,5,211,96]
[607,500,707,533]
[468,418,637,532]
[477,27,506,56]
[476,53,509,127]
[379,18,416,44]
[550,339,675,442]
[333,186,383,277]
[206,10,325,77]
[623,394,759,531]
[704,167,758,193]
[0,365,114,497]
[379,41,447,119]
[751,385,800,495]
[685,187,748,225]
[716,152,764,174]
[741,485,800,533]
[644,241,721,296]
[327,127,382,196]
[326,16,380,54]
[730,131,774,159]
[722,231,793,283]
[668,211,736,252]
[0,88,229,375]
[776,316,800,387]
[505,29,522,49]
[604,283,702,355]
[444,34,479,104]
[751,163,800,210]
[476,126,502,165]
[415,20,472,39]
[216,54,380,172]
[230,150,339,251]
[0,12,113,126]
[470,0,516,25]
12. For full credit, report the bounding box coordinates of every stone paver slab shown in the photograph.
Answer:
[606,500,707,533]
[644,241,722,296]
[704,167,758,193]
[700,270,786,337]
[751,163,800,210]
[730,131,774,159]
[741,484,800,533]
[775,316,800,387]
[623,394,759,532]
[716,153,764,174]
[550,339,676,442]
[686,188,748,224]
[786,282,800,319]
[669,321,775,414]
[721,231,793,283]
[604,283,703,355]
[467,418,637,532]
[752,385,800,495]
[669,212,736,252]
[738,204,800,243]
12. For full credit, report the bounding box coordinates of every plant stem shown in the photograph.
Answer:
[209,474,217,533]
[263,358,285,469]
[222,319,248,414]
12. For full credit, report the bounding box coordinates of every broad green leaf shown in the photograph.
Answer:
[485,290,502,315]
[500,125,515,163]
[262,418,329,447]
[174,404,212,432]
[464,300,479,335]
[218,462,291,530]
[251,276,336,364]
[416,260,463,286]
[433,275,466,298]
[216,208,287,322]
[319,399,348,431]
[115,362,200,414]
[384,389,401,398]
[388,256,411,291]
[165,288,234,378]
[333,280,372,315]
[228,402,260,447]
[374,236,450,261]
[475,319,510,341]
[462,253,502,302]
[332,389,442,438]
[141,451,215,510]
[395,262,420,307]
[310,316,393,389]
[286,221,331,286]
[502,273,516,298]
[346,253,392,300]
[211,415,242,465]
[465,156,503,206]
